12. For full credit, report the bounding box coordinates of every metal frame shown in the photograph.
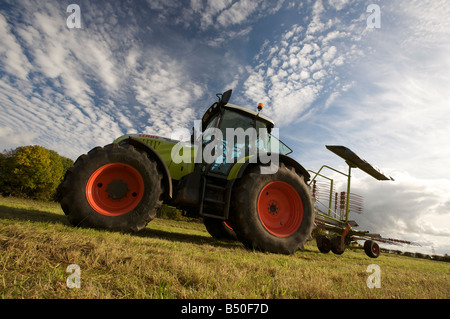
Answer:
[309,164,352,225]
[309,145,419,257]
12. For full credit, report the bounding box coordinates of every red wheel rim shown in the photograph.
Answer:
[86,163,144,216]
[257,181,303,237]
[372,242,379,256]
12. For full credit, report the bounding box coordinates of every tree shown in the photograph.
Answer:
[0,145,74,201]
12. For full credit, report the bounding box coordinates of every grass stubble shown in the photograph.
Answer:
[0,196,449,299]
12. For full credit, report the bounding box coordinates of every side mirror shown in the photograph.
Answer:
[220,89,232,105]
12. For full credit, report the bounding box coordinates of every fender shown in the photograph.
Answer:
[278,154,311,182]
[229,153,311,182]
[119,137,173,199]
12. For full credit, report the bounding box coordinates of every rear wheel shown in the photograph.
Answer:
[230,164,315,254]
[60,143,163,232]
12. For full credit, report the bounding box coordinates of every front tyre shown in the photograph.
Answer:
[60,143,163,232]
[230,164,315,254]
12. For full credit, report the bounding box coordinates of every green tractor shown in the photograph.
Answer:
[60,90,315,254]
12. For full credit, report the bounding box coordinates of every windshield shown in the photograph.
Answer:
[265,133,293,156]
[254,120,292,156]
[203,109,292,174]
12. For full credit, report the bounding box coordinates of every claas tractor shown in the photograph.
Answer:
[60,90,316,254]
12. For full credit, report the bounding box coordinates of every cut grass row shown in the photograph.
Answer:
[0,196,449,299]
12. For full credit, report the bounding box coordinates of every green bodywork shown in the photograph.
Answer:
[113,134,196,181]
[113,103,294,183]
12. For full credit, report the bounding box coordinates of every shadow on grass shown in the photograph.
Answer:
[134,226,243,250]
[0,204,69,225]
[0,204,242,250]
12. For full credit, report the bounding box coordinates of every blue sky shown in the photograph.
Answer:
[1,0,449,255]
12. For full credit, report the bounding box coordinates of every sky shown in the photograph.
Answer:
[1,0,449,255]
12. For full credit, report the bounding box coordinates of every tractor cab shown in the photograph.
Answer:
[177,89,292,220]
[195,90,292,176]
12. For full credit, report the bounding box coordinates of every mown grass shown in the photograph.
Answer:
[0,196,449,299]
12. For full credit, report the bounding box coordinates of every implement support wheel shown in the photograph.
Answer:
[364,240,380,258]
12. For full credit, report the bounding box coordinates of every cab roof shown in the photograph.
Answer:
[202,102,275,129]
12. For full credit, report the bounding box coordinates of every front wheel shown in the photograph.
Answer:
[60,143,163,232]
[229,164,315,254]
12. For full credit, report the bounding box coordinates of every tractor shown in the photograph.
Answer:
[60,90,316,254]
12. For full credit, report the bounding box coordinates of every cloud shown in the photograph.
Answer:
[146,0,283,32]
[350,172,450,254]
[193,0,234,29]
[0,14,32,80]
[216,0,259,27]
[9,2,124,107]
[0,125,38,147]
[0,1,205,159]
[205,26,253,47]
[328,0,351,11]
[320,0,450,180]
[241,4,362,126]
[131,50,203,136]
[306,0,326,34]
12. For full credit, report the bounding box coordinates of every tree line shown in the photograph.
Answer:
[0,145,73,201]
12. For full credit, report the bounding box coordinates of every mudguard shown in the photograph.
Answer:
[117,137,173,199]
[228,153,311,182]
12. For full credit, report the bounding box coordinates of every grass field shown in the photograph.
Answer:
[0,196,449,299]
